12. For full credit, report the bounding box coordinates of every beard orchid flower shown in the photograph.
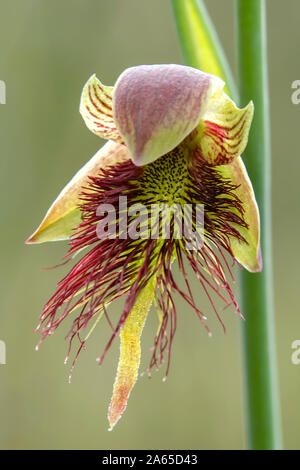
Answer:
[26,64,261,430]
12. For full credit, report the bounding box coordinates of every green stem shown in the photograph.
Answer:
[171,0,237,100]
[236,0,282,449]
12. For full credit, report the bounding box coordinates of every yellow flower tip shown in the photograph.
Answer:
[25,232,37,245]
[107,334,141,431]
[108,382,133,431]
[107,281,155,430]
[24,208,80,245]
[25,231,44,245]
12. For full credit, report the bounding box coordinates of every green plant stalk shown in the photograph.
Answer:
[236,0,282,449]
[171,0,282,449]
[171,0,237,100]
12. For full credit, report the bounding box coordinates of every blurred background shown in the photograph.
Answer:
[0,0,299,450]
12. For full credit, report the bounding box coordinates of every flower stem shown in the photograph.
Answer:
[236,0,282,449]
[171,0,237,100]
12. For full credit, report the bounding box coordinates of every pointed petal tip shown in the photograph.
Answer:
[107,406,123,431]
[25,233,36,245]
[107,281,155,430]
[25,142,130,245]
[24,218,73,245]
[107,419,118,432]
[107,383,130,431]
[239,244,263,273]
[25,227,46,245]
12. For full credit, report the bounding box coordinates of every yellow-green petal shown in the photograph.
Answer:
[219,157,262,273]
[197,87,254,166]
[80,74,123,143]
[26,141,129,244]
[108,279,155,430]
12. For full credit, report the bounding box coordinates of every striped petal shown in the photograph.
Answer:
[108,280,155,430]
[80,74,123,143]
[26,141,130,244]
[197,87,254,165]
[192,88,260,271]
[113,64,224,166]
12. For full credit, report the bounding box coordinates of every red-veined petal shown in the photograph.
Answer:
[80,74,123,143]
[197,87,254,165]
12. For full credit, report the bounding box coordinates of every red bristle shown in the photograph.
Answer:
[37,151,248,378]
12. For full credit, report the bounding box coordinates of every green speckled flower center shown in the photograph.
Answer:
[138,145,190,206]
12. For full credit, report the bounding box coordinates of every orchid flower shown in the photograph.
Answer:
[26,64,261,430]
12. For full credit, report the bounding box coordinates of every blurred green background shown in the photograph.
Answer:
[0,0,299,450]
